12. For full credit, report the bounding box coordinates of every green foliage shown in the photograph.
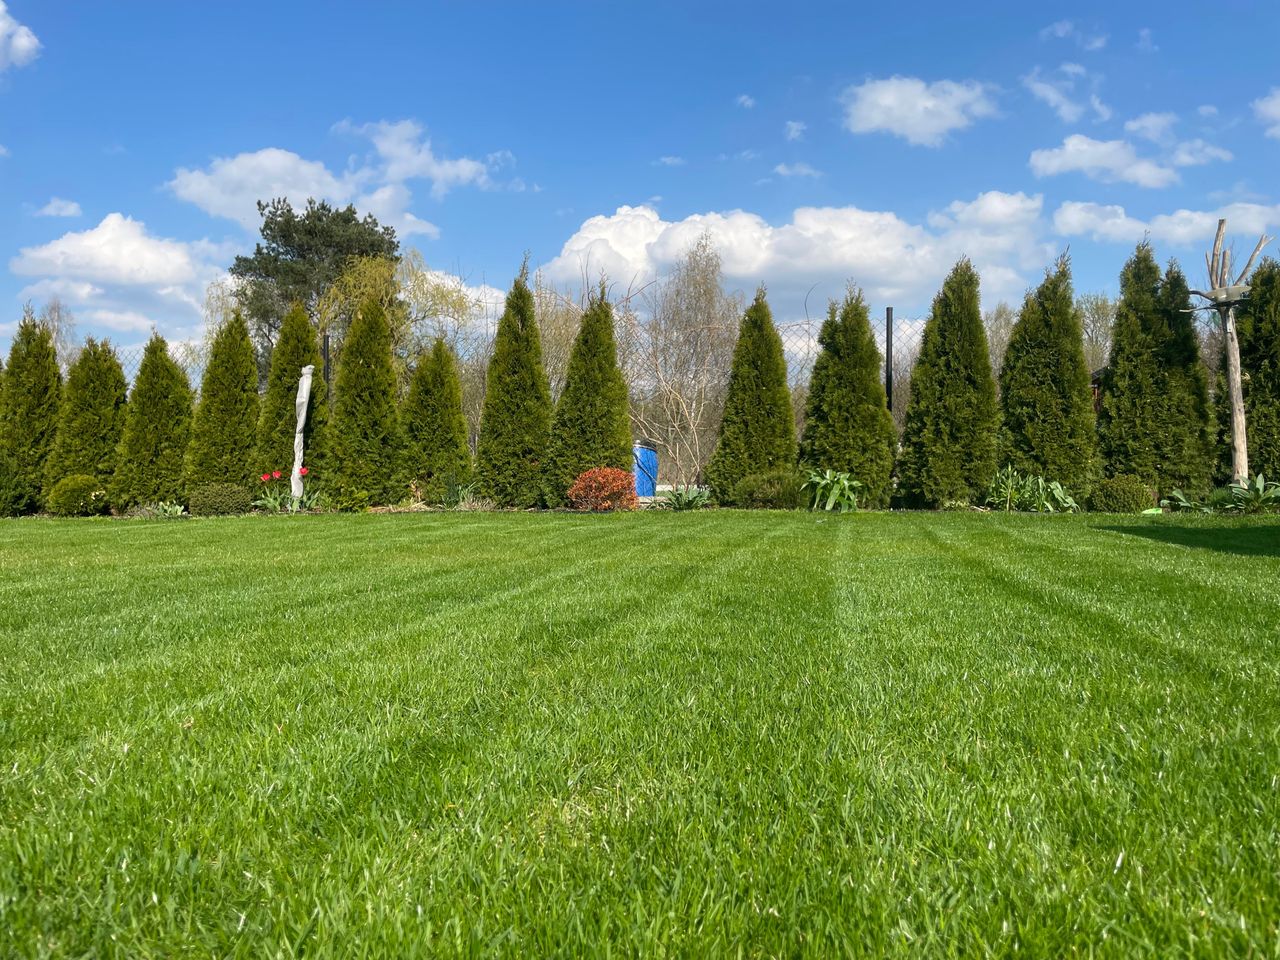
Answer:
[896,259,1000,506]
[111,334,193,509]
[543,292,632,507]
[1089,474,1155,513]
[403,339,471,504]
[186,313,259,489]
[998,257,1097,496]
[798,290,896,506]
[657,485,712,511]
[731,467,806,510]
[0,315,62,513]
[1225,473,1280,513]
[803,468,863,513]
[476,272,552,508]
[705,290,797,501]
[188,482,254,516]
[255,304,328,483]
[985,466,1080,513]
[330,300,404,508]
[46,474,109,517]
[1098,245,1214,495]
[43,337,127,495]
[1237,259,1280,480]
[230,198,399,353]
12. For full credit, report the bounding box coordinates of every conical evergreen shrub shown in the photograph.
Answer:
[0,315,62,513]
[403,338,471,503]
[186,312,259,488]
[476,271,552,507]
[111,333,193,508]
[330,299,403,507]
[255,304,328,482]
[1238,258,1280,480]
[798,289,896,507]
[43,337,128,494]
[998,257,1097,496]
[1098,244,1214,494]
[705,289,797,502]
[896,259,999,506]
[542,290,632,507]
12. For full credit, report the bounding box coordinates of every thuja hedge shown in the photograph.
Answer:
[43,337,128,496]
[403,338,471,503]
[187,312,258,488]
[111,333,193,508]
[1,316,61,514]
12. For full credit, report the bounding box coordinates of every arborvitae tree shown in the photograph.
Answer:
[403,338,471,502]
[998,257,1097,495]
[896,259,999,506]
[330,299,403,507]
[476,271,552,507]
[43,338,128,493]
[798,289,896,507]
[111,333,193,507]
[704,289,797,502]
[542,290,632,507]
[186,312,259,488]
[0,314,62,513]
[1098,244,1215,494]
[255,303,328,481]
[1238,258,1280,480]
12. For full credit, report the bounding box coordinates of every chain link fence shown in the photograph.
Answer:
[114,310,928,487]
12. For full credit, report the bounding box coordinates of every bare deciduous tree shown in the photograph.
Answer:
[532,271,583,406]
[983,301,1016,377]
[36,297,78,372]
[1075,291,1114,374]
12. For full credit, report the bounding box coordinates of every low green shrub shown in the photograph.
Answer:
[657,486,711,511]
[188,482,254,516]
[46,474,110,517]
[1090,474,1155,513]
[985,466,1079,513]
[803,468,862,513]
[730,468,806,510]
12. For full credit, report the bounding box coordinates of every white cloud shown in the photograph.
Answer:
[11,214,203,286]
[86,309,156,334]
[169,148,350,230]
[1136,28,1157,53]
[1170,138,1232,167]
[1054,200,1280,247]
[784,120,806,142]
[1090,95,1112,122]
[1124,111,1177,144]
[1198,104,1219,118]
[773,162,821,178]
[1253,88,1280,139]
[15,278,103,302]
[653,156,686,167]
[36,197,82,217]
[1029,135,1178,188]
[1023,68,1082,122]
[1040,20,1107,51]
[736,94,756,109]
[542,191,1047,310]
[840,76,996,147]
[0,1,39,72]
[337,119,492,198]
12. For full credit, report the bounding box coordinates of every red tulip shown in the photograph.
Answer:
[260,473,270,482]
[272,470,282,479]
[299,466,309,476]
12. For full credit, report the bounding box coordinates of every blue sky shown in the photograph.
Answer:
[2,1,1279,350]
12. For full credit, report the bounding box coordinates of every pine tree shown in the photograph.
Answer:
[1098,244,1215,494]
[0,313,62,513]
[704,289,797,502]
[998,257,1097,496]
[403,338,471,502]
[1238,258,1280,480]
[186,312,259,488]
[255,303,328,481]
[896,259,999,506]
[111,333,193,507]
[330,299,403,507]
[798,289,896,507]
[43,337,128,493]
[476,271,552,507]
[542,290,632,507]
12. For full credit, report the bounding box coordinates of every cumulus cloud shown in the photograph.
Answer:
[841,76,997,147]
[736,94,756,109]
[1054,200,1280,246]
[784,121,806,141]
[36,197,82,217]
[1023,68,1083,122]
[541,191,1048,311]
[1170,139,1232,167]
[11,214,204,286]
[0,1,39,72]
[1254,88,1280,139]
[1039,20,1107,51]
[773,162,821,178]
[1029,135,1178,188]
[1124,111,1177,144]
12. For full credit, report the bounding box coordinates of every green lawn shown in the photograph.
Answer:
[1,511,1278,957]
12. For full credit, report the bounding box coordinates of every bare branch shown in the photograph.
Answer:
[1210,219,1227,287]
[1235,234,1274,286]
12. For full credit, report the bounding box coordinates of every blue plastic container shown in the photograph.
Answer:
[632,444,658,497]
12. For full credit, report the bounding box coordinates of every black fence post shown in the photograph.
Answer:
[885,306,894,414]
[322,332,331,395]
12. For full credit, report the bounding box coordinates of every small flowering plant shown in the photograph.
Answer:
[254,467,319,514]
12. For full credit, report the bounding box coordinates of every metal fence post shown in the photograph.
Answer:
[885,306,894,414]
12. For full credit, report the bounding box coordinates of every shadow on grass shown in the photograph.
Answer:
[1102,523,1280,558]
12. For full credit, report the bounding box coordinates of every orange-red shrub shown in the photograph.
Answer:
[566,467,638,512]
